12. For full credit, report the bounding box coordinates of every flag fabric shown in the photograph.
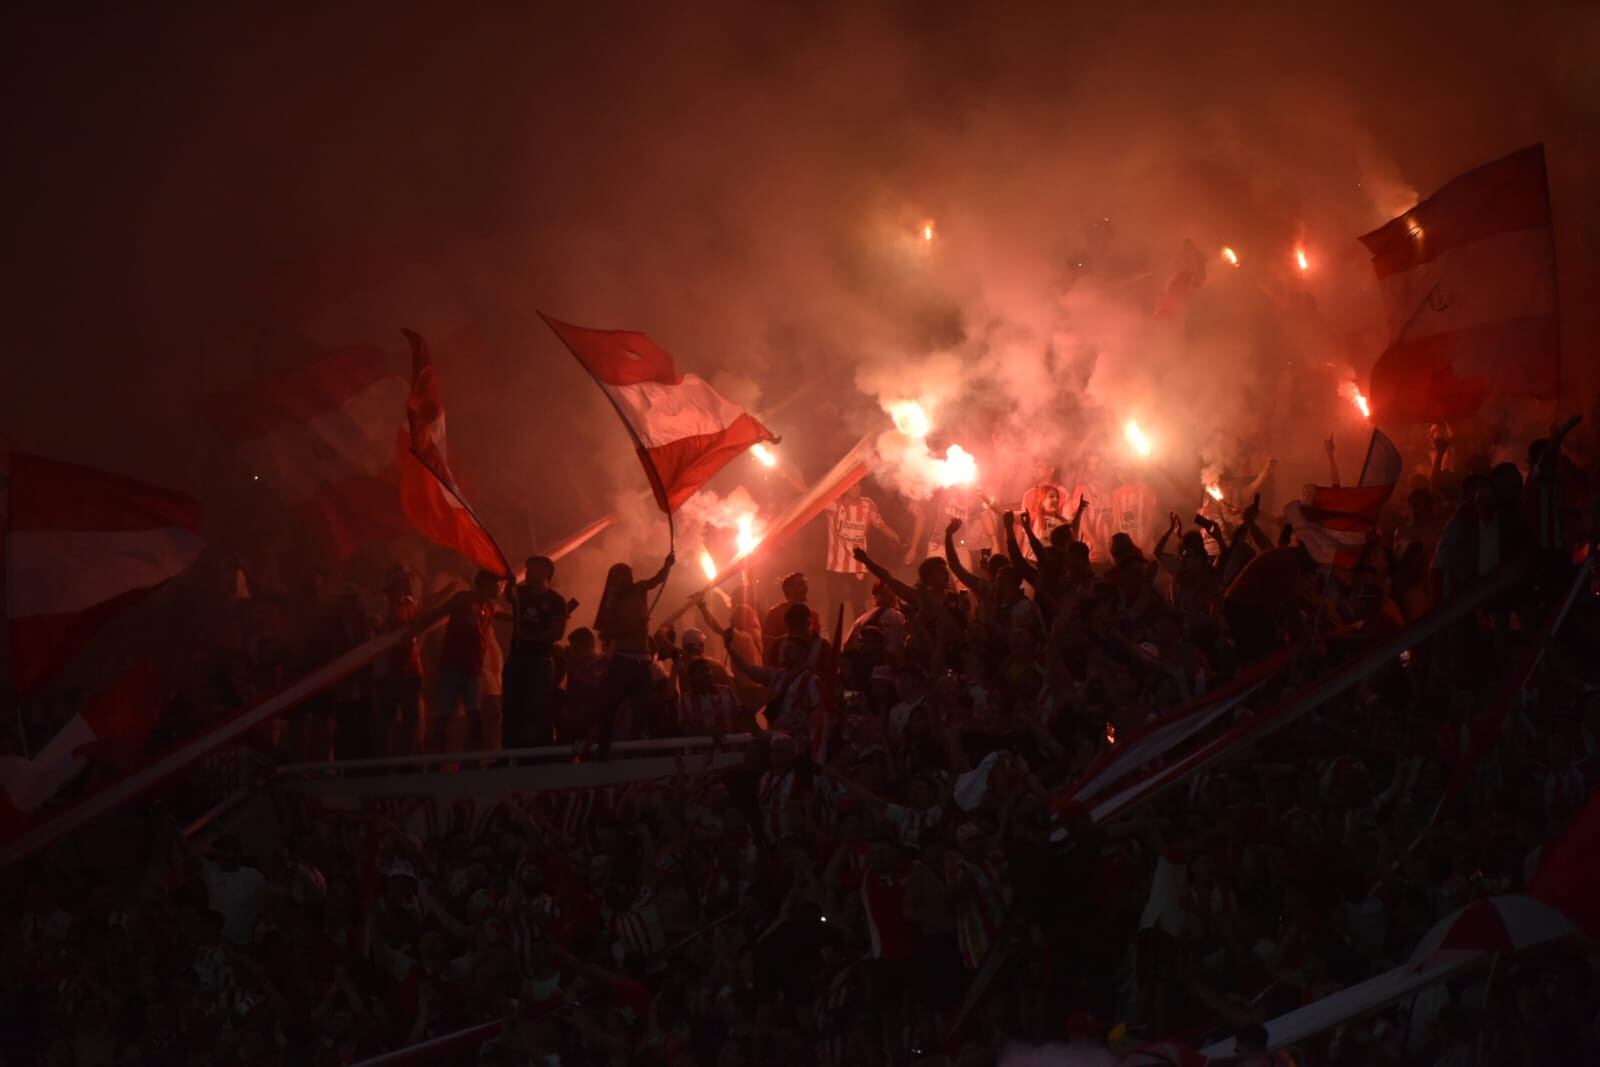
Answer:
[1529,787,1600,940]
[205,344,411,557]
[1361,145,1558,422]
[1283,429,1402,568]
[397,330,510,576]
[6,455,204,693]
[539,314,777,513]
[0,660,161,838]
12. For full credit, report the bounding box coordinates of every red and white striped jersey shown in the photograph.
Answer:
[860,870,920,960]
[1110,482,1160,554]
[678,686,737,735]
[766,669,822,735]
[827,497,887,573]
[758,768,807,841]
[610,886,666,959]
[924,488,975,559]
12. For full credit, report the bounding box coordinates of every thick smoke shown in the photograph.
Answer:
[6,1,1600,614]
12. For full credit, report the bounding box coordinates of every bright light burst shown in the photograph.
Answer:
[1221,246,1240,267]
[1123,419,1153,458]
[1294,246,1310,273]
[889,399,931,439]
[735,512,760,556]
[1205,484,1225,502]
[935,444,978,488]
[922,220,936,242]
[750,443,777,468]
[1339,380,1371,419]
[698,549,718,581]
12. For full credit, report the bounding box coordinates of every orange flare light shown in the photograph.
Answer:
[1294,246,1310,272]
[889,399,931,439]
[750,443,777,468]
[698,549,718,581]
[936,443,978,488]
[1340,380,1371,419]
[1221,246,1239,267]
[922,221,936,242]
[1123,419,1153,458]
[1105,722,1117,745]
[1205,484,1224,502]
[735,513,759,556]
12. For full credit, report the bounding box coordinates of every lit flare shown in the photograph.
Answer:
[1221,246,1239,267]
[935,443,978,488]
[1205,484,1224,502]
[735,512,760,556]
[698,549,718,581]
[750,443,777,468]
[1294,246,1310,272]
[1123,419,1153,458]
[1339,380,1371,419]
[922,221,935,242]
[889,399,931,439]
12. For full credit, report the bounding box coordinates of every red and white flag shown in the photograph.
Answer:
[205,345,411,557]
[6,455,204,693]
[0,660,160,837]
[1362,145,1558,422]
[397,330,510,576]
[539,314,777,513]
[1284,429,1402,568]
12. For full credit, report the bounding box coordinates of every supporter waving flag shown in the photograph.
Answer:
[539,313,777,513]
[397,329,511,576]
[6,455,204,693]
[1284,428,1401,568]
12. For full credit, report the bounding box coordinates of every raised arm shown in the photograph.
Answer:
[1243,456,1277,502]
[691,593,725,634]
[1070,495,1090,540]
[853,547,919,605]
[1021,508,1049,561]
[643,552,676,591]
[1154,511,1181,561]
[1003,511,1040,586]
[1323,435,1341,487]
[1539,414,1583,475]
[944,519,986,590]
[721,627,778,685]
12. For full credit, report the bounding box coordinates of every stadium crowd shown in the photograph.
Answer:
[4,418,1600,1067]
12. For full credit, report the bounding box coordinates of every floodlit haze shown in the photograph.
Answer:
[5,1,1600,602]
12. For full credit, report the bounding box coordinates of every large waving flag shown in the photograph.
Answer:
[1362,145,1558,422]
[1284,428,1401,568]
[205,345,411,557]
[6,456,204,693]
[539,314,777,513]
[398,330,511,576]
[0,660,160,838]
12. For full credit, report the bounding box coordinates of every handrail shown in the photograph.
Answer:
[275,732,758,777]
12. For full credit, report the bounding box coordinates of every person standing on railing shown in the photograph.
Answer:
[433,569,505,754]
[504,555,574,747]
[592,554,674,758]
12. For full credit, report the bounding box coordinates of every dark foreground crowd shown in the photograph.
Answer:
[4,421,1600,1067]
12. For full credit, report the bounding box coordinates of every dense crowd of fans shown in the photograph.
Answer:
[4,419,1600,1067]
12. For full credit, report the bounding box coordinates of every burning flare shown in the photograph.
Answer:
[750,442,777,468]
[1105,722,1117,745]
[1205,484,1224,502]
[1221,246,1240,267]
[935,444,978,488]
[1294,246,1310,273]
[698,549,718,581]
[735,512,760,556]
[1340,380,1371,419]
[1123,419,1153,458]
[922,220,936,242]
[889,399,931,439]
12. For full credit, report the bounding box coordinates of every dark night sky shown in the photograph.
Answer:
[5,1,1600,594]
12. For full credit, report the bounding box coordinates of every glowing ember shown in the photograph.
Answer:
[1221,246,1240,267]
[735,512,760,556]
[750,442,777,468]
[1205,484,1224,502]
[922,221,936,242]
[889,399,931,439]
[1294,246,1310,272]
[1105,722,1116,745]
[935,443,979,488]
[698,549,718,581]
[1123,418,1153,458]
[1339,380,1371,419]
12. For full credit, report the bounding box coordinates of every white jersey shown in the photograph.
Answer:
[827,497,885,574]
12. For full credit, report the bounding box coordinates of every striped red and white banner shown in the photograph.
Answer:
[1361,144,1558,422]
[6,455,204,693]
[204,344,410,556]
[540,314,777,513]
